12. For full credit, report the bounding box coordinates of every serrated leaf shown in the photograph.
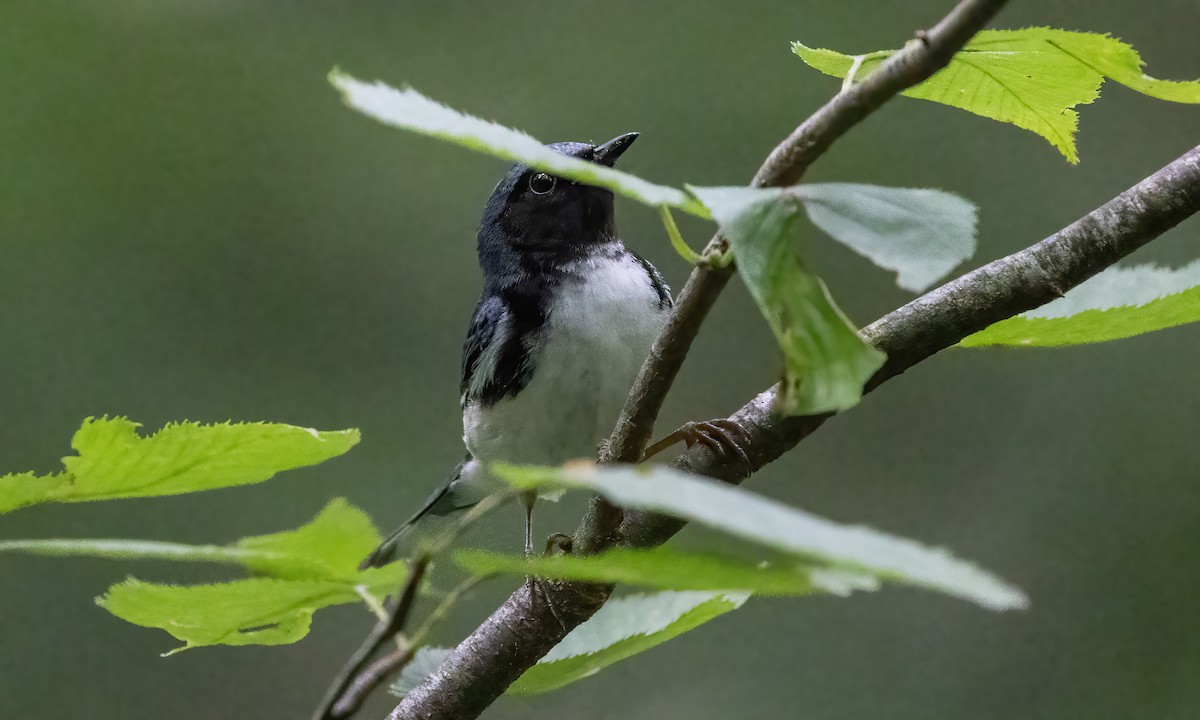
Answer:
[0,418,360,514]
[0,472,66,514]
[961,261,1200,347]
[455,547,881,597]
[794,29,1200,163]
[510,591,748,695]
[236,498,384,580]
[690,185,885,414]
[1052,31,1200,103]
[797,183,977,292]
[329,70,699,213]
[390,646,453,698]
[497,463,1029,612]
[20,500,407,652]
[97,577,358,654]
[0,499,403,588]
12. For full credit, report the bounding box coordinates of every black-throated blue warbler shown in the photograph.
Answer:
[362,132,673,568]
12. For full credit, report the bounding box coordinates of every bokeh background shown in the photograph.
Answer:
[3,1,1199,718]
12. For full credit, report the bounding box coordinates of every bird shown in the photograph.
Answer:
[361,132,675,569]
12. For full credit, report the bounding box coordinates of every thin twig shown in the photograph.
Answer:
[409,575,491,648]
[312,490,509,718]
[330,646,415,719]
[322,576,492,719]
[311,557,429,720]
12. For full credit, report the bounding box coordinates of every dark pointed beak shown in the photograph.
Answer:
[593,132,639,167]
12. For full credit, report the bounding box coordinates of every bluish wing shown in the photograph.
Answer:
[460,293,539,407]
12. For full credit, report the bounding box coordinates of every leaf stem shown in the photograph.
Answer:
[0,537,290,566]
[409,575,491,648]
[659,206,702,265]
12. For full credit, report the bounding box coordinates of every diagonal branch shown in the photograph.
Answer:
[587,0,1011,550]
[386,2,1013,717]
[621,144,1200,547]
[393,140,1200,720]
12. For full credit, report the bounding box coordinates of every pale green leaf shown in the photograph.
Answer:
[497,463,1029,612]
[961,261,1200,347]
[0,499,401,586]
[0,418,360,513]
[97,577,358,654]
[1021,29,1200,103]
[690,185,885,414]
[510,591,748,695]
[455,547,880,597]
[236,498,384,581]
[23,500,407,651]
[391,646,453,698]
[0,472,66,514]
[797,183,977,292]
[794,29,1200,163]
[329,70,699,213]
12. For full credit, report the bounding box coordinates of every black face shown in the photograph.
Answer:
[497,164,616,251]
[476,134,638,273]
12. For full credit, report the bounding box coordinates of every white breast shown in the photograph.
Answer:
[463,250,668,467]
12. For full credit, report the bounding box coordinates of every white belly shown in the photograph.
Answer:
[463,254,668,467]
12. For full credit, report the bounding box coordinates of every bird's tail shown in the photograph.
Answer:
[358,462,473,570]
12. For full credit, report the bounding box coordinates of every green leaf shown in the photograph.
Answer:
[235,498,384,581]
[1027,29,1200,103]
[0,472,65,514]
[391,646,453,698]
[497,463,1029,612]
[961,261,1200,347]
[329,70,700,214]
[794,29,1200,164]
[0,499,401,589]
[797,183,977,292]
[510,591,748,695]
[19,500,407,652]
[0,418,360,514]
[690,186,885,414]
[455,547,880,597]
[97,577,359,655]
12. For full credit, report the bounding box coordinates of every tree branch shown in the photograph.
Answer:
[622,143,1200,548]
[587,0,1010,550]
[394,141,1200,720]
[388,2,1014,717]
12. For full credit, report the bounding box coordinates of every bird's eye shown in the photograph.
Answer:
[528,173,556,195]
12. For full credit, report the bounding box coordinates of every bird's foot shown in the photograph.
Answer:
[641,418,752,472]
[596,437,613,463]
[544,532,574,556]
[525,575,569,634]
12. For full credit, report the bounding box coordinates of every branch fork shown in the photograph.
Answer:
[308,1,1200,717]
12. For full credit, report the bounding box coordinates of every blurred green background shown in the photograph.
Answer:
[3,1,1198,718]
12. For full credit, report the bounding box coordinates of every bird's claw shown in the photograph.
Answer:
[525,576,569,634]
[642,418,752,475]
[544,532,574,556]
[596,437,613,462]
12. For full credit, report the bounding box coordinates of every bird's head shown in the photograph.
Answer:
[477,132,638,270]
